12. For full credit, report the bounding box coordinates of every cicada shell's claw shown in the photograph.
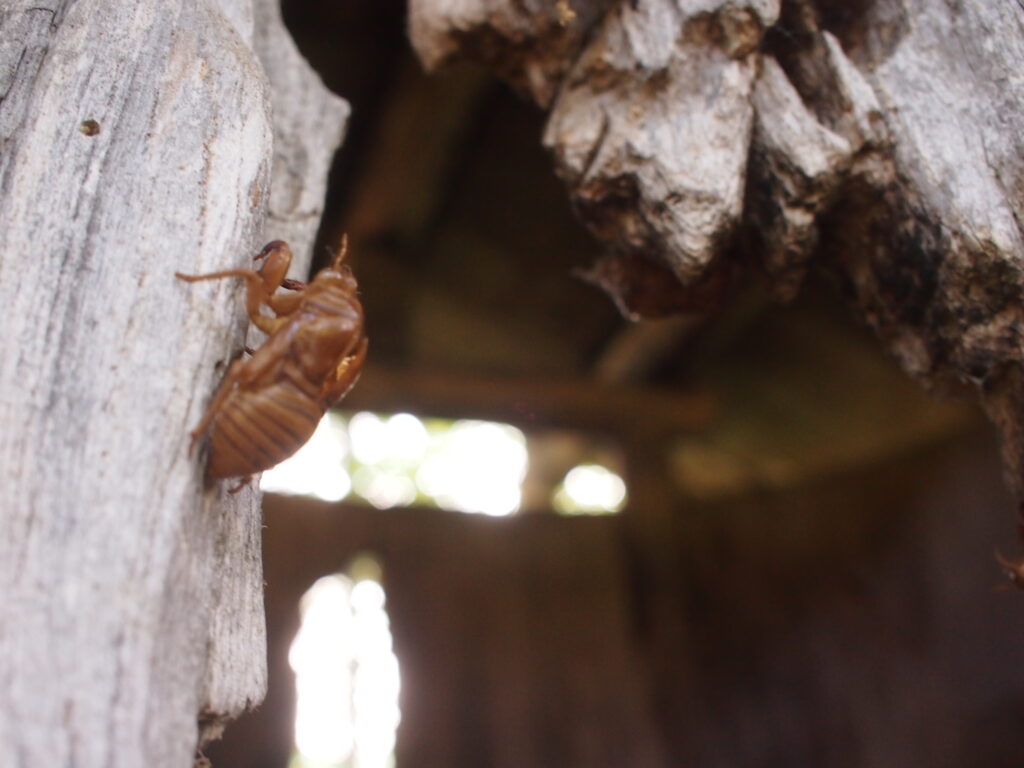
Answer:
[227,476,253,495]
[995,549,1024,591]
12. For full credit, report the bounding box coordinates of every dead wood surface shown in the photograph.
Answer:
[0,0,345,765]
[408,0,1024,495]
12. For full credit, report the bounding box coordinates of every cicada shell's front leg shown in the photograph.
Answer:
[176,241,298,334]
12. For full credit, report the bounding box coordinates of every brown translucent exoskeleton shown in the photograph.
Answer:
[176,238,367,484]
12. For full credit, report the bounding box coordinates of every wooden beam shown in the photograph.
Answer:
[341,365,714,436]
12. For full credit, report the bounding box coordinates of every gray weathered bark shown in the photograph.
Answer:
[0,0,346,765]
[409,0,1024,498]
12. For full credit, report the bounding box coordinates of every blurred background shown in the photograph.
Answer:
[206,3,1024,766]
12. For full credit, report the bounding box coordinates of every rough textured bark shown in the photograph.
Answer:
[0,0,346,765]
[408,0,1024,497]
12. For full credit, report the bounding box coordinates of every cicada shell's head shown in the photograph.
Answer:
[315,266,359,295]
[254,240,293,290]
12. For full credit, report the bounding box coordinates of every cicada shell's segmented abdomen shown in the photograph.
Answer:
[205,379,323,480]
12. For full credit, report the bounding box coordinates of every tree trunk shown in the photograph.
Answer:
[0,0,346,764]
[409,0,1024,498]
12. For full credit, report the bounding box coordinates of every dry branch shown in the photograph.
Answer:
[409,0,1024,497]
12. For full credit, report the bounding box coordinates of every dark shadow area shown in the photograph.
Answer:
[205,4,1024,767]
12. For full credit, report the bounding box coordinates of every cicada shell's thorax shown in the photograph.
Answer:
[288,279,365,385]
[300,278,362,319]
